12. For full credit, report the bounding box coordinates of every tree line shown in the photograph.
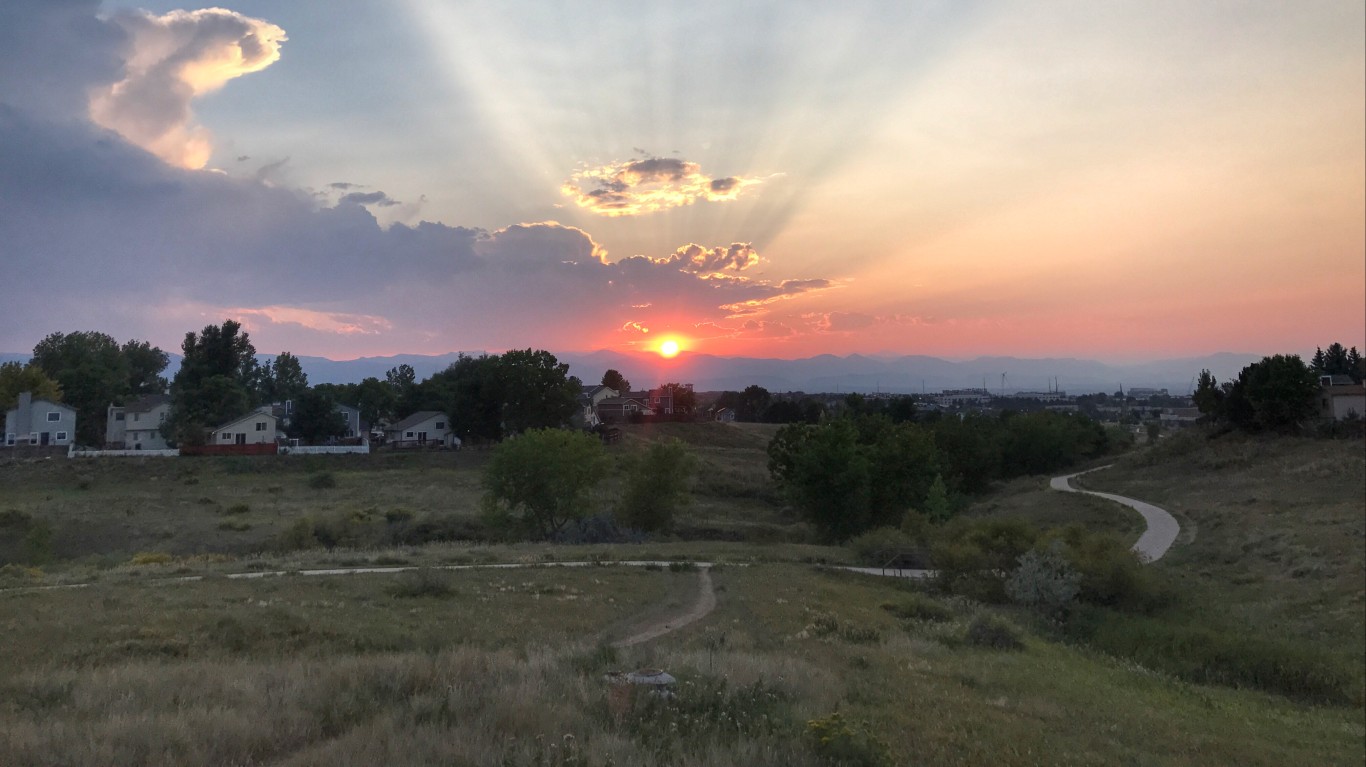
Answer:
[1193,342,1362,433]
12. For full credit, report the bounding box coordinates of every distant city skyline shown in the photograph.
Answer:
[2,1,1362,362]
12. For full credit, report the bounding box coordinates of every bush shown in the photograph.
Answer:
[222,503,250,515]
[848,527,923,567]
[880,593,953,623]
[805,712,893,767]
[931,518,1037,602]
[551,513,645,545]
[615,438,697,532]
[1066,608,1355,705]
[1046,526,1173,612]
[277,518,320,551]
[0,509,32,528]
[20,519,54,566]
[308,472,337,490]
[388,568,453,598]
[217,520,251,532]
[1006,541,1081,617]
[965,614,1025,650]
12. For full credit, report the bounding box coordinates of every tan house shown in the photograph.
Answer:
[1318,375,1365,421]
[211,409,278,445]
[385,411,458,447]
[106,394,172,449]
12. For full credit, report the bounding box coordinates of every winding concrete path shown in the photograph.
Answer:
[1051,466,1180,562]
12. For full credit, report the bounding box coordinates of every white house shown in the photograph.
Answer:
[386,411,458,447]
[5,391,77,447]
[574,385,618,428]
[211,409,278,445]
[106,394,172,449]
[1319,375,1366,421]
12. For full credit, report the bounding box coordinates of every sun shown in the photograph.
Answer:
[658,339,681,358]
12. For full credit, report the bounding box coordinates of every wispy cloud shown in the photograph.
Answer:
[562,157,761,216]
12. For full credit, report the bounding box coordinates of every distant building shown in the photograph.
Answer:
[5,391,77,447]
[1127,388,1169,400]
[211,409,278,445]
[1008,391,1070,402]
[385,411,458,447]
[335,403,364,439]
[935,388,991,408]
[1159,407,1202,429]
[1318,375,1365,421]
[106,394,172,449]
[596,394,653,423]
[575,385,619,428]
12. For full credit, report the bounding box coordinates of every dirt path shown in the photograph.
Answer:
[1051,466,1180,562]
[610,566,716,648]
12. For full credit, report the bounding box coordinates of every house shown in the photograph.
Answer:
[211,409,278,445]
[596,393,653,423]
[385,411,458,447]
[574,385,618,428]
[713,407,737,423]
[647,384,693,415]
[1318,375,1366,421]
[335,403,364,438]
[1159,407,1202,428]
[106,394,172,449]
[4,391,77,447]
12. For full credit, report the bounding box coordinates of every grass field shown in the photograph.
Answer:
[1,423,1362,765]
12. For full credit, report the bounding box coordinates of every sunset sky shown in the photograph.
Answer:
[1,1,1362,362]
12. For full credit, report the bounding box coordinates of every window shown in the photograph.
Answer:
[222,433,233,441]
[115,412,125,421]
[4,433,13,446]
[29,433,38,443]
[159,411,167,422]
[47,411,61,422]
[133,413,140,422]
[55,431,68,441]
[255,422,267,431]
[405,431,415,438]
[435,422,446,430]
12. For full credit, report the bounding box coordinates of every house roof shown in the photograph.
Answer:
[213,410,277,432]
[7,397,73,415]
[388,410,447,432]
[1322,374,1358,386]
[122,394,171,414]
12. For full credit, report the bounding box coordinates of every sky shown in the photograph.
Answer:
[1,0,1362,363]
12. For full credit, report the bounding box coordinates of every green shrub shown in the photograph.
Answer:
[619,676,793,751]
[805,611,883,644]
[848,526,921,567]
[615,438,697,532]
[222,503,250,515]
[965,614,1025,650]
[20,519,54,566]
[277,518,320,551]
[383,508,414,524]
[1067,608,1356,705]
[931,517,1039,602]
[0,509,32,528]
[880,593,953,623]
[388,568,454,598]
[805,712,893,767]
[1006,541,1081,616]
[217,520,251,532]
[1046,525,1173,612]
[308,471,337,490]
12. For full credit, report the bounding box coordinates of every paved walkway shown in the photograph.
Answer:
[1051,466,1180,562]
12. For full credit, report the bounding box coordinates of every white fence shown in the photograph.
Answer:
[278,445,370,455]
[69,447,180,458]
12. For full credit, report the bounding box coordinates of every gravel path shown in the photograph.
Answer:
[1051,466,1180,562]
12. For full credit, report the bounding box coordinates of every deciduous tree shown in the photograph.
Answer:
[483,429,609,538]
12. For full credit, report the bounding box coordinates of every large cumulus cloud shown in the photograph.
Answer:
[0,2,831,356]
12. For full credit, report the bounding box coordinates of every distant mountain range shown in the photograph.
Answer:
[4,349,1264,396]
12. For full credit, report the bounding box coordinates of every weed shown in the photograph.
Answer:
[130,552,174,566]
[880,594,953,623]
[0,509,32,528]
[308,472,337,490]
[805,712,893,767]
[223,503,250,515]
[218,520,251,532]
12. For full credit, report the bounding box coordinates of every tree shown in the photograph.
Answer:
[290,388,347,444]
[738,385,771,422]
[1192,369,1224,420]
[498,349,582,435]
[425,354,504,441]
[616,438,697,532]
[1226,354,1318,432]
[0,362,62,410]
[31,331,130,445]
[385,364,420,417]
[922,474,951,522]
[121,340,170,396]
[778,419,872,542]
[168,320,259,441]
[354,376,396,430]
[482,429,609,538]
[259,352,308,404]
[601,369,631,394]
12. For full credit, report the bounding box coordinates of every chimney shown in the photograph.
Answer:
[16,391,33,436]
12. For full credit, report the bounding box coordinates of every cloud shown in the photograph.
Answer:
[340,190,400,207]
[0,3,841,358]
[562,157,761,216]
[89,8,286,169]
[817,311,877,333]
